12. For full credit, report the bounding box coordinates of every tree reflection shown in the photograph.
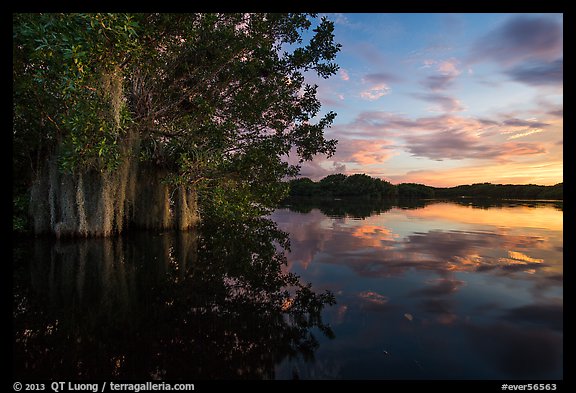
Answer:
[13,217,335,379]
[283,196,399,218]
[283,196,563,218]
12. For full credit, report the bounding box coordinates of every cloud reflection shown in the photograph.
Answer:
[411,278,466,297]
[273,201,562,290]
[272,200,562,378]
[358,290,389,305]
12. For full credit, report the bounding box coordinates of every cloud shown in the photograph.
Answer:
[307,108,558,185]
[295,158,347,181]
[364,72,401,84]
[505,58,563,86]
[270,208,331,270]
[358,291,389,306]
[330,112,487,138]
[421,74,456,91]
[339,69,350,81]
[285,137,396,181]
[470,15,563,66]
[333,139,395,165]
[419,298,459,324]
[281,219,560,284]
[412,93,464,112]
[500,118,549,140]
[505,129,544,140]
[404,130,546,161]
[360,84,390,100]
[420,58,461,91]
[502,118,550,128]
[285,136,395,180]
[411,278,466,297]
[327,111,551,162]
[437,59,460,76]
[273,199,562,378]
[273,204,563,316]
[547,108,563,118]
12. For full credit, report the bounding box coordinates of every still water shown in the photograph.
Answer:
[13,199,562,380]
[273,198,563,379]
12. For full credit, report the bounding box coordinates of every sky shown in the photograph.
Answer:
[293,13,563,187]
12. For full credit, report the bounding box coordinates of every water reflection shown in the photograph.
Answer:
[272,199,562,379]
[282,196,563,219]
[13,218,335,379]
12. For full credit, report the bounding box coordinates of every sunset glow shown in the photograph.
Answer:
[296,13,563,187]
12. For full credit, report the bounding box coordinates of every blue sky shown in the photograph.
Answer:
[296,13,563,187]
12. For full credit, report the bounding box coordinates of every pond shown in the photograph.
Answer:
[13,198,562,380]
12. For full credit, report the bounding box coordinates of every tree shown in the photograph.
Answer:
[289,177,318,196]
[318,173,347,195]
[288,173,397,198]
[397,183,435,198]
[13,13,341,235]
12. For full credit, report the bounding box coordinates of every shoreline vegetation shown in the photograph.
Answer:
[288,174,563,201]
[13,14,342,238]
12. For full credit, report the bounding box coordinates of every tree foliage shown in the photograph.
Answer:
[289,173,397,198]
[397,183,435,198]
[13,13,341,222]
[434,182,563,200]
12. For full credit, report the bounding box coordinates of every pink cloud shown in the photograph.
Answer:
[290,106,558,183]
[334,139,395,165]
[325,111,551,164]
[420,59,461,91]
[339,68,350,81]
[360,84,390,100]
[437,59,461,76]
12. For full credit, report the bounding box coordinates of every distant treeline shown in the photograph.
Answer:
[288,174,563,200]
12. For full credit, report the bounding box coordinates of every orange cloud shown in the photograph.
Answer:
[351,225,398,248]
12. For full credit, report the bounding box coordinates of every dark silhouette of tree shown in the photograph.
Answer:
[288,174,562,201]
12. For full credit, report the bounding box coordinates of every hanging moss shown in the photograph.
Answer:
[29,148,200,238]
